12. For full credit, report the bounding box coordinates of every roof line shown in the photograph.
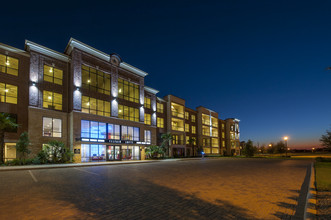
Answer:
[25,40,70,62]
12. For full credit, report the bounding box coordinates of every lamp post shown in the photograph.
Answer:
[283,136,288,157]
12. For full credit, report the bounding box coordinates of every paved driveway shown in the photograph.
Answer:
[0,158,312,219]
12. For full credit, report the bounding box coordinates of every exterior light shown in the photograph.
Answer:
[48,96,52,100]
[86,102,90,106]
[4,89,8,93]
[119,109,122,113]
[119,89,122,93]
[32,82,36,86]
[87,79,91,83]
[269,144,272,147]
[49,68,53,73]
[283,136,288,140]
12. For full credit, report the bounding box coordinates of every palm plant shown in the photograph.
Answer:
[161,132,172,157]
[188,137,196,156]
[0,113,18,164]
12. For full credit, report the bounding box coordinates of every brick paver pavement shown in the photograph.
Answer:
[0,158,312,219]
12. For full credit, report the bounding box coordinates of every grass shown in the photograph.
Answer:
[315,161,331,191]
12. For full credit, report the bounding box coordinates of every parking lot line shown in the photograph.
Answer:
[28,170,38,183]
[73,167,100,175]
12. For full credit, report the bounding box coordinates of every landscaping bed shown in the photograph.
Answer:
[315,159,331,219]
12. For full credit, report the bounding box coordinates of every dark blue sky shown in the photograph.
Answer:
[2,0,331,148]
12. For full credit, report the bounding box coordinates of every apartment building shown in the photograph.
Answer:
[0,38,240,162]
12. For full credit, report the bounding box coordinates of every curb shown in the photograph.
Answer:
[0,160,160,172]
[304,162,317,220]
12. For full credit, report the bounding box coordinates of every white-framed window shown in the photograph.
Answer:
[144,130,151,144]
[43,117,62,137]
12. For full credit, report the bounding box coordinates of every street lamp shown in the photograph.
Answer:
[269,144,272,147]
[283,136,288,157]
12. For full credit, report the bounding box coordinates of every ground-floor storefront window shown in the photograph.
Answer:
[81,144,140,162]
[4,143,16,162]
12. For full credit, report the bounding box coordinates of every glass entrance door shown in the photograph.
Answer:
[107,146,121,161]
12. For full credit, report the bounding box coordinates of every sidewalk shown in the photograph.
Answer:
[0,157,203,172]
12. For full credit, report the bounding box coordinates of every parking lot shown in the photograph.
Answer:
[0,158,312,219]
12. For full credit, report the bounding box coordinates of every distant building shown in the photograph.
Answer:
[0,39,240,161]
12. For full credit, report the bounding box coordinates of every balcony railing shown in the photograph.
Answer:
[172,126,184,132]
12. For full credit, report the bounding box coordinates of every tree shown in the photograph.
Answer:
[161,132,172,157]
[43,140,73,163]
[242,139,255,157]
[0,113,18,164]
[274,141,286,154]
[15,132,31,163]
[145,145,165,159]
[320,130,331,150]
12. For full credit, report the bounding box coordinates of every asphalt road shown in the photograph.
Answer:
[0,158,312,220]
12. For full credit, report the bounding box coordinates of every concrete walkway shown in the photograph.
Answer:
[0,158,203,172]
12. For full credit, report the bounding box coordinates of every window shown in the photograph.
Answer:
[212,128,218,137]
[211,117,218,127]
[118,78,139,103]
[108,124,120,140]
[191,115,196,123]
[118,104,139,122]
[157,103,164,113]
[121,126,140,141]
[144,130,151,144]
[212,148,219,154]
[185,123,190,132]
[144,97,151,109]
[222,141,225,147]
[171,102,184,118]
[81,120,107,139]
[186,136,190,144]
[212,138,218,147]
[43,117,62,137]
[192,126,196,134]
[144,113,151,125]
[222,123,225,129]
[222,132,225,138]
[157,117,164,128]
[43,90,62,110]
[192,137,197,145]
[82,96,110,116]
[202,114,210,126]
[203,138,210,147]
[185,112,189,120]
[186,136,196,145]
[82,65,110,95]
[171,118,184,131]
[202,126,210,136]
[0,83,17,104]
[0,54,18,76]
[43,65,63,85]
[172,134,183,145]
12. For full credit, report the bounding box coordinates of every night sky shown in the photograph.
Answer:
[2,0,331,149]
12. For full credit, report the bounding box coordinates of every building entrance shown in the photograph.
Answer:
[107,146,121,161]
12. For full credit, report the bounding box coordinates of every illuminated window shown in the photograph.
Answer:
[81,96,110,116]
[211,117,218,127]
[212,128,218,137]
[118,104,139,122]
[157,117,164,128]
[144,113,151,125]
[0,54,18,76]
[222,123,225,129]
[202,126,210,136]
[185,123,190,132]
[171,118,184,131]
[202,114,210,126]
[212,138,218,147]
[43,90,62,110]
[186,136,190,144]
[43,117,62,137]
[192,126,196,134]
[118,78,139,103]
[81,120,107,139]
[122,126,140,141]
[145,130,151,144]
[82,65,110,95]
[222,132,225,138]
[203,147,211,154]
[203,138,210,147]
[171,102,184,118]
[157,103,164,113]
[144,97,151,109]
[222,141,225,147]
[172,134,183,145]
[212,148,219,154]
[185,112,189,120]
[192,137,197,145]
[191,115,196,123]
[0,83,17,104]
[43,65,63,85]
